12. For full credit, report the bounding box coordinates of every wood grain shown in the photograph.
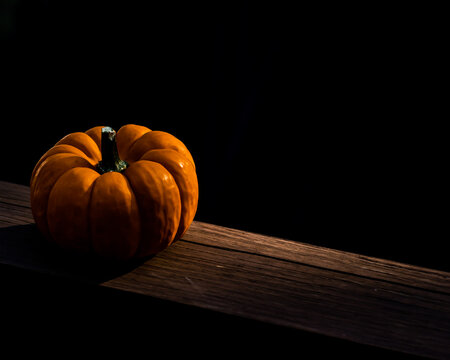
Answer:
[0,180,449,359]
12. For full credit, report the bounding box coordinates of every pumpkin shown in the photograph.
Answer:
[30,124,199,260]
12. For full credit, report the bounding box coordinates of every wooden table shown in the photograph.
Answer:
[1,180,449,358]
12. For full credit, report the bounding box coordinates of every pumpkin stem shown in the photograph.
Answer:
[97,126,128,174]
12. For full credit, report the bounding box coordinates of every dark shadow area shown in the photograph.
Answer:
[0,224,149,283]
[1,263,427,359]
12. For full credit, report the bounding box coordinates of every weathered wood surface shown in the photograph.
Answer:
[0,180,449,359]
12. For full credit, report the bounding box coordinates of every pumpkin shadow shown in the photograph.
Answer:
[0,223,151,283]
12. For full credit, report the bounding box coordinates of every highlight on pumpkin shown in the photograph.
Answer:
[30,124,199,261]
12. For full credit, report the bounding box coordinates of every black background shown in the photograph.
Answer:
[1,1,447,271]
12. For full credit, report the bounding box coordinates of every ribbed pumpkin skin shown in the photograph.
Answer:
[30,124,198,260]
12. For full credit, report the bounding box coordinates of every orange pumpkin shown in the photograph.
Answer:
[30,124,198,260]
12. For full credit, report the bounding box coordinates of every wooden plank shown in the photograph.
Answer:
[0,180,449,359]
[183,222,450,295]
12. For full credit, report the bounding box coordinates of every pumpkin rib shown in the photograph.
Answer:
[124,160,182,257]
[46,167,99,253]
[31,144,95,181]
[85,171,98,255]
[55,132,102,163]
[31,153,95,241]
[122,159,169,254]
[85,126,105,150]
[31,152,95,194]
[140,149,198,240]
[89,172,141,260]
[126,130,196,169]
[118,172,142,259]
[116,124,152,162]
